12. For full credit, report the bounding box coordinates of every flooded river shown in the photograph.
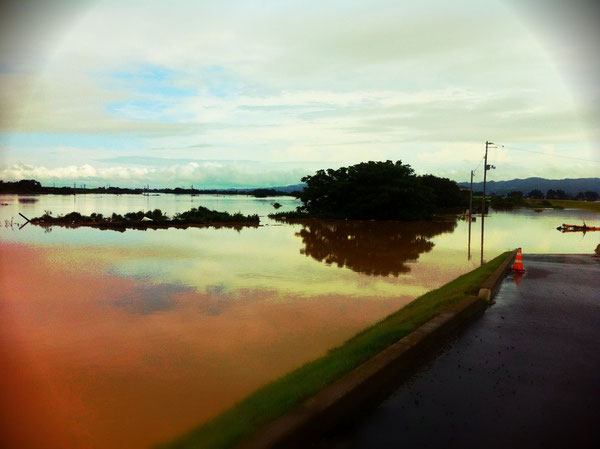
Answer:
[1,194,598,449]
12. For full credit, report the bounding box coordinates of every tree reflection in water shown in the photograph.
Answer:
[292,219,457,276]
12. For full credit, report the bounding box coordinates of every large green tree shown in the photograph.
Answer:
[418,174,465,208]
[298,160,435,220]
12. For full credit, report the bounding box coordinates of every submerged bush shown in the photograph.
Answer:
[150,209,165,219]
[176,206,259,223]
[63,211,84,222]
[269,210,313,220]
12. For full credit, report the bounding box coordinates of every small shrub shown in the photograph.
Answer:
[63,211,83,222]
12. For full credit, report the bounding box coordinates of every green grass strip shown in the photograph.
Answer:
[158,251,512,449]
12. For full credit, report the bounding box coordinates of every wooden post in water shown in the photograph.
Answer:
[468,170,473,260]
[469,170,473,219]
[468,218,472,261]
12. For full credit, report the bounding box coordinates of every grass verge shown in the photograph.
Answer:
[524,199,600,213]
[158,251,512,449]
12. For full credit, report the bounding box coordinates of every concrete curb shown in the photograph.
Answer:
[478,249,518,301]
[236,249,518,449]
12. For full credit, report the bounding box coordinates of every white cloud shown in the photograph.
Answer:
[0,160,310,188]
[0,0,598,185]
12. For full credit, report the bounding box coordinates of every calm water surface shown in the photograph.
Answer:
[1,194,598,449]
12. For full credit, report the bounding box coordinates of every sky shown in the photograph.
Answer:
[0,0,599,188]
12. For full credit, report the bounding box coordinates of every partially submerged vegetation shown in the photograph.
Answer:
[524,198,600,213]
[489,189,600,212]
[295,161,467,220]
[269,210,313,220]
[488,191,560,211]
[490,194,600,212]
[489,192,528,210]
[159,251,512,449]
[30,207,259,231]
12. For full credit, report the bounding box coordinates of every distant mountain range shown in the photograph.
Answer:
[274,178,600,196]
[268,183,306,193]
[457,177,600,195]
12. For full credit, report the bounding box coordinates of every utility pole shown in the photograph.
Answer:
[481,141,498,265]
[481,141,489,265]
[481,141,499,216]
[481,141,489,219]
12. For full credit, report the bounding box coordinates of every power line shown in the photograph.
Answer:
[502,145,600,164]
[472,155,485,175]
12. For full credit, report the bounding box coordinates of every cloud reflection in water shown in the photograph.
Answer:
[112,282,194,315]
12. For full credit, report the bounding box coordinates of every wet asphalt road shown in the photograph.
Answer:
[316,255,600,449]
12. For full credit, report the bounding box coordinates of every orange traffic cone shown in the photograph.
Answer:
[512,248,526,273]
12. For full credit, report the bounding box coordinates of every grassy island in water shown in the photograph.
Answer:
[29,207,260,231]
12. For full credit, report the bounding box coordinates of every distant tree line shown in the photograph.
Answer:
[490,188,599,210]
[0,179,44,193]
[508,189,597,201]
[0,179,292,197]
[472,188,598,202]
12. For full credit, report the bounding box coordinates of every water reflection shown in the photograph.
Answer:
[18,197,39,204]
[0,242,413,449]
[113,282,194,315]
[468,215,472,261]
[292,219,457,276]
[1,195,598,449]
[481,209,485,265]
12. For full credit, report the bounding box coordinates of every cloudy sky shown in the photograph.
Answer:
[0,0,599,188]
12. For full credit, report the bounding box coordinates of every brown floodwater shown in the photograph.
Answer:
[0,194,598,448]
